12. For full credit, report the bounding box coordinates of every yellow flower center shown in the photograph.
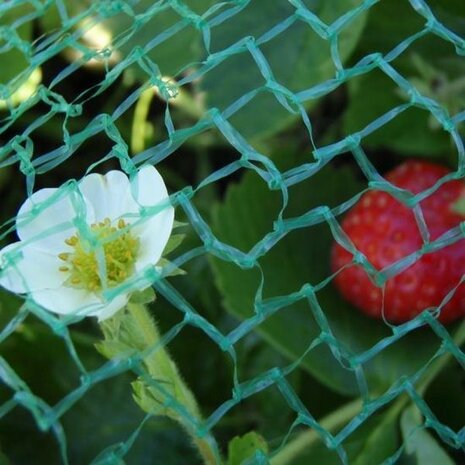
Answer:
[58,218,140,292]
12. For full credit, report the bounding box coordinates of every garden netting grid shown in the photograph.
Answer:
[0,0,465,464]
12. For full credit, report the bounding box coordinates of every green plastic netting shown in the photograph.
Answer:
[1,0,465,464]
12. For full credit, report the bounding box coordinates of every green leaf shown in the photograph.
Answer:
[39,0,87,31]
[157,258,187,277]
[101,0,216,79]
[131,377,173,418]
[228,431,269,465]
[351,408,399,465]
[345,1,465,157]
[0,294,209,464]
[163,234,186,256]
[201,0,367,140]
[355,0,465,71]
[0,322,195,465]
[0,448,12,465]
[237,342,305,439]
[272,402,400,465]
[65,372,198,465]
[96,310,143,359]
[424,363,465,432]
[173,221,188,229]
[129,287,157,305]
[0,4,33,85]
[343,71,451,157]
[210,153,451,396]
[39,0,215,78]
[66,377,197,465]
[399,406,455,465]
[0,3,41,107]
[0,290,22,330]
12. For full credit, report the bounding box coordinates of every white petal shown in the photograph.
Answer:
[79,171,138,223]
[134,206,174,271]
[16,187,93,253]
[95,294,129,321]
[130,165,175,269]
[131,165,170,207]
[0,242,67,293]
[30,286,101,316]
[30,285,127,318]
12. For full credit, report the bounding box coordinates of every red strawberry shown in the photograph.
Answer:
[331,159,465,323]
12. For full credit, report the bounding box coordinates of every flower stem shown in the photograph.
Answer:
[128,303,222,464]
[99,303,222,465]
[131,87,155,154]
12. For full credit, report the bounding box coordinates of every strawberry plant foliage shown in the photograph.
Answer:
[400,406,455,465]
[344,0,465,158]
[227,432,268,465]
[201,0,367,141]
[342,71,451,157]
[210,154,456,396]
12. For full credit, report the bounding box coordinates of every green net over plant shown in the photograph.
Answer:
[1,1,465,464]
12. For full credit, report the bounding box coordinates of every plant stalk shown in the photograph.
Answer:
[127,303,222,465]
[131,87,155,154]
[270,398,362,465]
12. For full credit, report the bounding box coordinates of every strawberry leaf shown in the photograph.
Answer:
[343,71,451,157]
[200,0,367,141]
[0,3,33,85]
[228,431,268,465]
[400,406,455,465]
[274,402,400,465]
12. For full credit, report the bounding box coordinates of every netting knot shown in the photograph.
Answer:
[269,366,283,382]
[191,16,207,31]
[95,0,131,18]
[441,118,455,133]
[79,374,92,390]
[0,84,9,100]
[347,133,362,149]
[352,251,365,266]
[94,46,114,61]
[154,78,179,101]
[240,256,256,270]
[424,16,437,34]
[267,173,283,191]
[219,338,232,352]
[300,283,314,298]
[173,186,194,207]
[67,103,83,117]
[11,135,34,175]
[294,6,329,40]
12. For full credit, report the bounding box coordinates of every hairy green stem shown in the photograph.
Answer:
[98,303,222,465]
[127,303,222,465]
[131,88,155,154]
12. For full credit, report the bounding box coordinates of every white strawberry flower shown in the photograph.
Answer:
[0,165,174,320]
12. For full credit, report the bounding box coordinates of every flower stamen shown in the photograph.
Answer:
[59,217,140,292]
